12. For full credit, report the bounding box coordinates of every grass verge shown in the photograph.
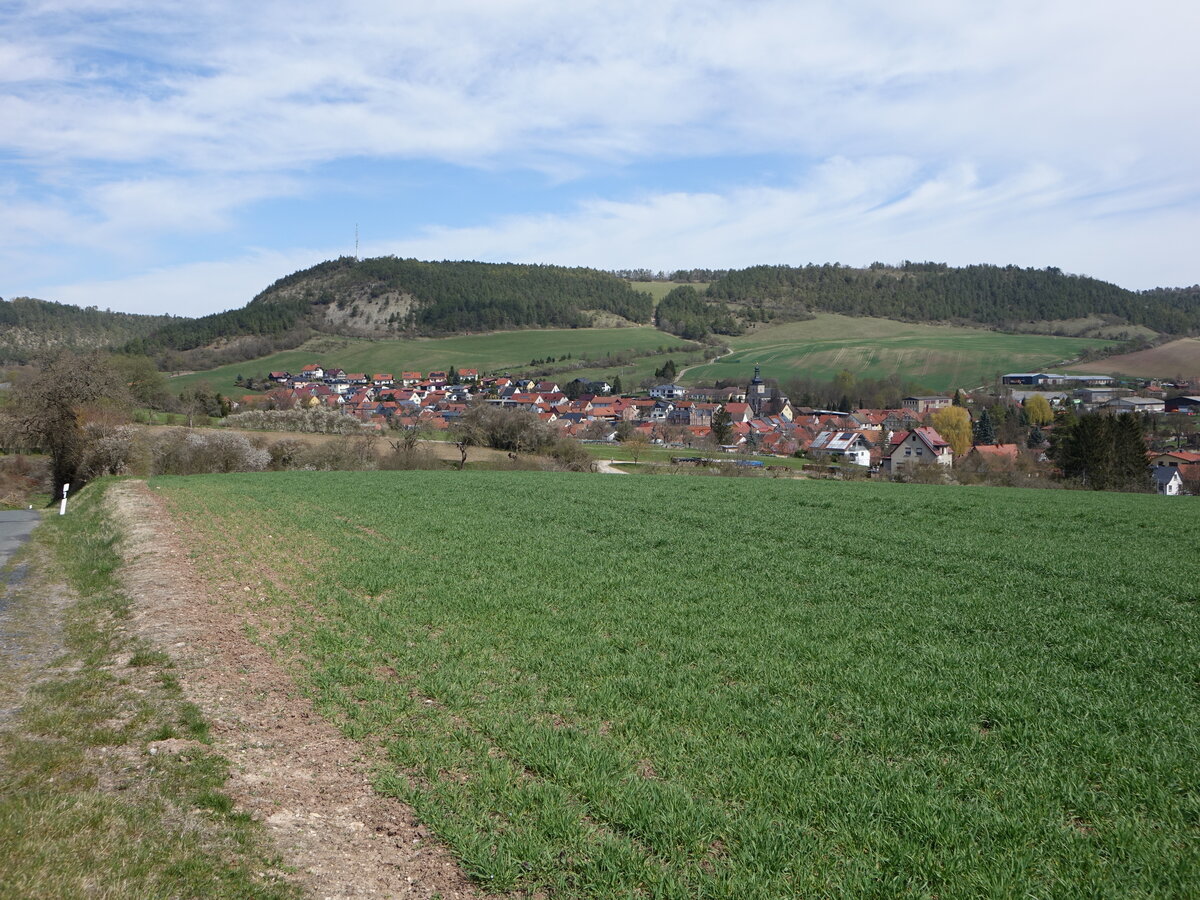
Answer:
[0,480,300,899]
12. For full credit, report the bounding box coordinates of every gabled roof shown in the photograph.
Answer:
[1151,467,1183,485]
[890,426,951,453]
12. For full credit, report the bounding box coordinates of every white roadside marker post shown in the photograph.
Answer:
[59,483,70,516]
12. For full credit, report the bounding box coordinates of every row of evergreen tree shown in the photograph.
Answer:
[654,286,743,340]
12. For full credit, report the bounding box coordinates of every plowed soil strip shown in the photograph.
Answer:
[108,480,492,900]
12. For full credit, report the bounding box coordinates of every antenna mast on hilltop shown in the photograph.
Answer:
[355,223,359,260]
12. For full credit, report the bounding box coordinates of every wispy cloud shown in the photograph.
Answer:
[3,0,1199,312]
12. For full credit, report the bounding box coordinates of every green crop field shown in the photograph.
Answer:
[170,327,697,396]
[682,315,1117,392]
[155,470,1198,898]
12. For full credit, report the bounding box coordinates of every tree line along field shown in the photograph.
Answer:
[168,327,697,396]
[156,470,1198,898]
[682,316,1117,392]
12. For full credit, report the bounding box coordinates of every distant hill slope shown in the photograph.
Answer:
[698,263,1200,337]
[252,257,654,334]
[122,257,655,368]
[0,296,177,364]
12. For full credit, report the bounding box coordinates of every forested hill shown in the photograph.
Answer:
[0,296,176,364]
[704,263,1200,334]
[116,257,655,367]
[252,256,654,333]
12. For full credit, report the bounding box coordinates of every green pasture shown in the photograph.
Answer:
[629,281,710,303]
[170,327,696,396]
[158,471,1198,898]
[682,315,1116,392]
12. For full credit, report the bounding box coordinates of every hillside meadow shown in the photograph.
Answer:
[169,327,696,395]
[155,470,1198,898]
[681,315,1116,391]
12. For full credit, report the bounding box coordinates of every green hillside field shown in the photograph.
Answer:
[170,327,697,395]
[157,470,1198,898]
[629,281,710,303]
[681,315,1117,392]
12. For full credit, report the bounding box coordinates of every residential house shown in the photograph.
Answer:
[961,443,1022,472]
[650,383,687,401]
[1151,467,1184,495]
[883,427,953,473]
[808,430,873,466]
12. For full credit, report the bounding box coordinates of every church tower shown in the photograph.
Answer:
[747,364,770,416]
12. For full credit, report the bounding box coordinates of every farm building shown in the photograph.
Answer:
[1166,396,1200,413]
[1002,373,1115,387]
[1103,396,1165,414]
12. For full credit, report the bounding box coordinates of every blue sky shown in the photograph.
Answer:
[2,0,1198,316]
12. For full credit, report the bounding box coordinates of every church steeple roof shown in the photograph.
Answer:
[750,364,763,385]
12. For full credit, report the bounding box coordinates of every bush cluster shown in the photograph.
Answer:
[223,408,363,434]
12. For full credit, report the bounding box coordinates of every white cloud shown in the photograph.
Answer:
[4,0,1199,310]
[35,157,1197,319]
[42,247,323,316]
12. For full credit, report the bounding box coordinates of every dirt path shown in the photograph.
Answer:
[594,460,630,474]
[107,480,493,900]
[675,345,734,380]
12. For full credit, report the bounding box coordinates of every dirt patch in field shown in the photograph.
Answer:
[107,480,494,900]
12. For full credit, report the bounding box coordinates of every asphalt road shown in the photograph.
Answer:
[0,510,41,571]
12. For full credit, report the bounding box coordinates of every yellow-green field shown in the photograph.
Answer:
[681,315,1116,391]
[152,470,1199,897]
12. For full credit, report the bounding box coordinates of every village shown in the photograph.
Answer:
[245,362,1200,493]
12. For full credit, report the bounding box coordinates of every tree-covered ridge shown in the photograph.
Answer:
[655,285,743,339]
[0,296,177,363]
[255,256,654,333]
[121,297,313,356]
[705,263,1200,334]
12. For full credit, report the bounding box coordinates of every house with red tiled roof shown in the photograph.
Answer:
[961,443,1022,472]
[372,374,395,386]
[400,372,422,386]
[883,427,952,473]
[300,363,324,379]
[723,402,752,423]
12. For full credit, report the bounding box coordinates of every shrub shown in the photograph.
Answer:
[223,408,361,435]
[151,431,270,475]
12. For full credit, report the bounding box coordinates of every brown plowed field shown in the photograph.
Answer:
[1074,338,1200,380]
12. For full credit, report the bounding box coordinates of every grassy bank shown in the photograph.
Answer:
[156,470,1199,897]
[0,482,298,899]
